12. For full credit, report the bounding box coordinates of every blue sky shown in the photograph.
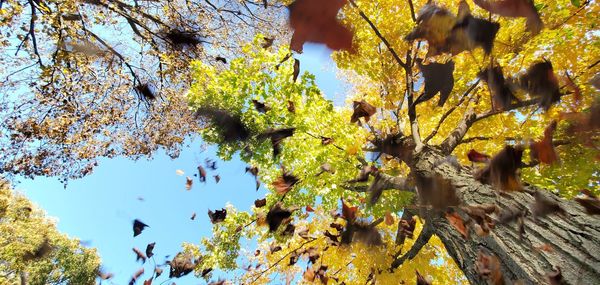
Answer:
[14,44,349,285]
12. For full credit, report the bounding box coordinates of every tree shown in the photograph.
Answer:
[0,180,101,284]
[2,0,599,284]
[184,0,600,283]
[0,0,286,182]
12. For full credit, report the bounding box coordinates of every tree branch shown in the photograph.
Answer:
[439,107,477,154]
[407,0,417,22]
[391,223,433,269]
[347,0,407,69]
[423,80,480,144]
[249,238,319,284]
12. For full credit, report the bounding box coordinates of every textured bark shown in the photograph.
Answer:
[411,147,600,284]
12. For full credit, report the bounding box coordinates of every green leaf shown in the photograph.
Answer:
[570,0,581,7]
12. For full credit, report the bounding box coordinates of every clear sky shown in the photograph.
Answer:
[15,43,350,285]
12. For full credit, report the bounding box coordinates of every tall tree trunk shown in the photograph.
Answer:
[411,147,600,284]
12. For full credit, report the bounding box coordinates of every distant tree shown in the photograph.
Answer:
[0,180,101,284]
[0,0,286,182]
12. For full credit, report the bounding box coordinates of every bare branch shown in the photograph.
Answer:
[407,0,417,22]
[439,107,477,154]
[249,238,319,284]
[391,223,433,269]
[347,0,407,69]
[423,80,480,144]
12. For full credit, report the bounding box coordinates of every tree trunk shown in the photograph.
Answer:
[411,147,600,284]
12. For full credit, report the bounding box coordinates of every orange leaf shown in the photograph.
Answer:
[445,211,468,238]
[341,198,357,222]
[385,212,395,226]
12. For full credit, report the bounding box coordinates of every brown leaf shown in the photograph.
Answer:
[463,204,497,237]
[468,149,491,163]
[530,120,558,165]
[341,198,358,222]
[306,205,315,212]
[372,134,415,161]
[303,266,316,281]
[258,128,296,158]
[476,145,524,191]
[269,243,282,254]
[404,4,455,56]
[415,174,461,209]
[350,100,376,123]
[215,56,227,64]
[342,222,382,246]
[348,165,377,183]
[208,208,227,224]
[133,219,149,237]
[287,100,296,113]
[384,212,395,226]
[475,250,504,285]
[261,37,274,49]
[451,5,500,54]
[133,247,147,263]
[321,136,334,145]
[531,191,564,219]
[445,211,468,238]
[97,270,114,280]
[478,64,520,110]
[214,175,220,183]
[518,60,561,111]
[574,189,600,215]
[396,216,417,245]
[143,278,153,285]
[288,0,354,53]
[254,198,267,208]
[168,253,197,278]
[190,212,196,220]
[271,172,300,195]
[145,242,155,258]
[472,0,542,34]
[252,99,271,113]
[194,107,250,143]
[155,267,163,278]
[197,165,207,183]
[185,177,193,190]
[130,268,144,285]
[414,59,455,107]
[293,58,300,82]
[266,202,294,232]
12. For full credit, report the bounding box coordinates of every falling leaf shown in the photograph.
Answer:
[197,165,207,183]
[475,250,504,285]
[518,60,561,111]
[306,205,315,212]
[321,136,334,145]
[341,198,358,222]
[341,221,383,246]
[135,84,156,101]
[195,107,250,143]
[146,242,155,258]
[205,158,217,170]
[288,0,354,53]
[574,189,600,215]
[155,267,163,278]
[133,247,147,263]
[478,64,520,110]
[472,0,543,34]
[287,100,296,113]
[165,29,202,48]
[98,270,114,280]
[190,212,196,220]
[252,99,271,113]
[451,4,500,55]
[293,59,300,82]
[303,266,316,281]
[254,198,267,208]
[214,175,220,183]
[271,172,300,195]
[262,37,274,49]
[476,145,524,191]
[372,134,415,161]
[208,208,227,224]
[22,238,52,261]
[168,253,197,278]
[348,165,377,183]
[133,219,149,237]
[462,204,497,237]
[143,278,153,285]
[405,4,456,56]
[384,212,395,226]
[258,128,296,158]
[534,243,554,252]
[270,243,282,254]
[446,211,468,238]
[175,169,185,176]
[415,174,460,209]
[531,191,564,219]
[266,202,294,232]
[530,120,558,165]
[350,100,376,123]
[215,56,227,64]
[468,149,491,163]
[414,59,455,107]
[396,216,417,245]
[129,268,144,285]
[316,162,335,176]
[185,177,193,190]
[282,223,296,236]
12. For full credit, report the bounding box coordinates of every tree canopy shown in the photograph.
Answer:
[1,0,599,284]
[0,180,101,284]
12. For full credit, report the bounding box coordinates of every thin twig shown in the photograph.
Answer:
[249,238,319,284]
